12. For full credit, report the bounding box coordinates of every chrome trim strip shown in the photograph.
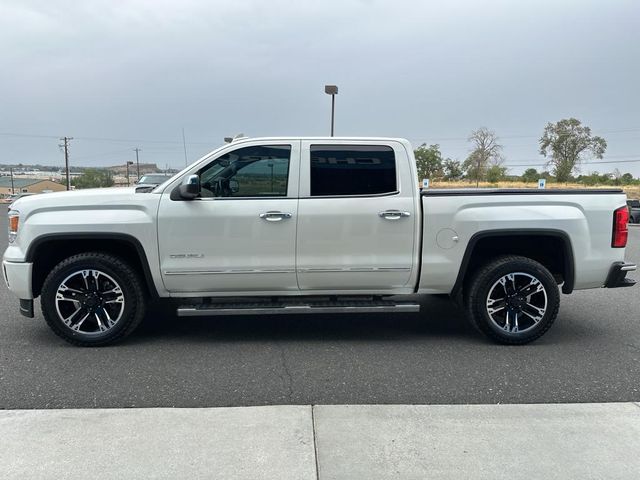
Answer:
[177,304,420,317]
[298,191,399,199]
[164,269,295,276]
[296,267,411,273]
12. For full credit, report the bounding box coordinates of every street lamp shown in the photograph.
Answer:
[126,161,134,186]
[324,85,338,136]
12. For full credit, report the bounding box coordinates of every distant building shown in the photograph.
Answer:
[0,178,67,196]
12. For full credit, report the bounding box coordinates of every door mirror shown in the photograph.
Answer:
[178,174,200,199]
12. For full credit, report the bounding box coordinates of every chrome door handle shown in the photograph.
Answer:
[259,211,292,222]
[379,210,411,220]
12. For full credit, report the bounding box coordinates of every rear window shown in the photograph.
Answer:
[310,145,397,196]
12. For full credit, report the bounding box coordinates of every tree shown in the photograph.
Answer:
[539,118,606,183]
[621,172,634,185]
[521,168,539,183]
[71,169,114,189]
[462,127,503,185]
[443,159,464,180]
[486,165,507,183]
[414,144,444,180]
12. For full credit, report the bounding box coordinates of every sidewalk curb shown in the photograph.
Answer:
[1,403,639,480]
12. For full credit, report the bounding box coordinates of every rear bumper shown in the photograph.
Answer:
[2,260,33,299]
[604,262,636,288]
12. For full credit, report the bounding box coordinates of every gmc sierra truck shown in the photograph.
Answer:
[3,137,636,346]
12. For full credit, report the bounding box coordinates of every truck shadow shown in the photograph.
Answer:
[131,295,478,345]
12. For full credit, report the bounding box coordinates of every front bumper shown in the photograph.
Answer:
[604,262,637,288]
[2,260,34,299]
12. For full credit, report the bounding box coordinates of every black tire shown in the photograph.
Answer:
[466,255,560,345]
[40,252,146,347]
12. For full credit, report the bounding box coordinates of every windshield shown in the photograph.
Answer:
[139,174,172,184]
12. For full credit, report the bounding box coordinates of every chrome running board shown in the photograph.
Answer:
[177,298,420,317]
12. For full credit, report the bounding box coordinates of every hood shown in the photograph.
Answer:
[10,187,157,216]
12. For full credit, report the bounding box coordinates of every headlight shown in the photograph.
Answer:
[8,210,19,243]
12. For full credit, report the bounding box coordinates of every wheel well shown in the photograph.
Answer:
[29,237,156,298]
[455,232,574,298]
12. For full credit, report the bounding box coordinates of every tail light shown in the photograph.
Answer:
[612,206,629,248]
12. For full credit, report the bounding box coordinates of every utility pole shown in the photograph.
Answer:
[10,167,15,194]
[133,147,142,180]
[126,161,134,186]
[59,137,73,190]
[182,128,188,167]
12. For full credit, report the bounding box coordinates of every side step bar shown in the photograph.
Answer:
[177,300,420,317]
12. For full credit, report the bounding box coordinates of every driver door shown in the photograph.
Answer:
[157,141,300,294]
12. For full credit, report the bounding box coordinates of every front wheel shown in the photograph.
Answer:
[466,255,560,345]
[40,252,146,346]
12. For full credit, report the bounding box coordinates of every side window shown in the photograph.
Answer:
[199,145,291,198]
[310,145,397,196]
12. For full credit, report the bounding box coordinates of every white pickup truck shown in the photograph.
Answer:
[3,137,636,346]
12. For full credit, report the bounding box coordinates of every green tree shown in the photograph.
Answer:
[578,172,611,186]
[621,172,634,185]
[414,144,444,180]
[486,165,507,183]
[462,127,503,185]
[539,118,606,182]
[521,168,539,183]
[443,159,464,180]
[71,169,114,189]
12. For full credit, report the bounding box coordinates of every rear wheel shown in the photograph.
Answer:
[466,255,560,345]
[40,252,146,346]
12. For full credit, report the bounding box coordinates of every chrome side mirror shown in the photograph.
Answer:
[178,174,200,200]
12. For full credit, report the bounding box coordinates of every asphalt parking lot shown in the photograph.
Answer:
[0,215,638,409]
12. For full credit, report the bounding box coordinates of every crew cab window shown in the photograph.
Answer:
[310,145,397,196]
[199,145,291,198]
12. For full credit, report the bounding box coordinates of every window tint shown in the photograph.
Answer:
[310,145,396,196]
[199,145,291,198]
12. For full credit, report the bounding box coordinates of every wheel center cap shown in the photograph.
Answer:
[85,295,100,307]
[510,296,524,308]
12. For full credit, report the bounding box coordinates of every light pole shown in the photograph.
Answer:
[324,85,338,136]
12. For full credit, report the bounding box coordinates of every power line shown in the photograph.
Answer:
[0,132,60,139]
[0,131,213,146]
[407,127,640,143]
[3,126,640,146]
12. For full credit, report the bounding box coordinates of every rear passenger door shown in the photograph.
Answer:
[296,141,418,292]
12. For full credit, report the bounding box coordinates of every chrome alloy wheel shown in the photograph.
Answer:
[485,272,548,334]
[54,269,125,334]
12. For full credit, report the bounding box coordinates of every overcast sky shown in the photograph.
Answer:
[1,0,639,175]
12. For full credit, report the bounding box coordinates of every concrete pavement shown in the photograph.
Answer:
[2,403,640,479]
